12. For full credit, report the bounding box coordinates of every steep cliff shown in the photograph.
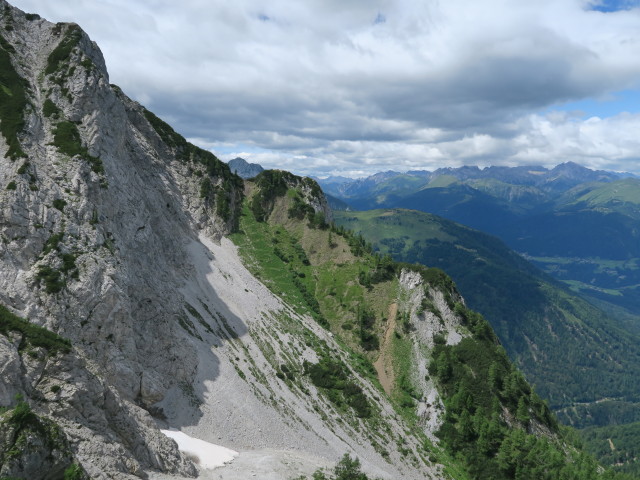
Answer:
[0,2,239,478]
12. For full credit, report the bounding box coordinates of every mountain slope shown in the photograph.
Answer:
[0,4,442,479]
[0,3,265,478]
[335,208,640,475]
[232,173,632,480]
[320,166,640,319]
[0,3,633,479]
[334,209,640,417]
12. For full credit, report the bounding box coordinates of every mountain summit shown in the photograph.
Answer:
[227,157,264,179]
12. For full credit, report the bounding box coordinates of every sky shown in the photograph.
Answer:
[9,0,640,178]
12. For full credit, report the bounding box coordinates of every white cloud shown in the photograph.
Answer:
[10,0,640,176]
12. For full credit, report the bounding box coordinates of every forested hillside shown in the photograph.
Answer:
[335,208,640,476]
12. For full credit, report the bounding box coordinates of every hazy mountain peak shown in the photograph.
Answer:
[227,156,264,178]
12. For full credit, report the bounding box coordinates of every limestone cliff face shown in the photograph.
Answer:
[396,269,465,438]
[0,2,240,478]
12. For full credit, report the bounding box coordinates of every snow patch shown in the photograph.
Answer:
[161,430,238,469]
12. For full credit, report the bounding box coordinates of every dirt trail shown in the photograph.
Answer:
[374,303,398,395]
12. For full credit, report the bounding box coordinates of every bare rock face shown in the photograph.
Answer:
[0,1,240,477]
[0,404,77,480]
[397,269,466,439]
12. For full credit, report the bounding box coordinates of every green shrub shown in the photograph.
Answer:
[43,98,61,118]
[60,253,78,278]
[6,180,16,190]
[422,267,457,298]
[52,198,67,211]
[308,211,328,229]
[35,265,64,294]
[358,308,379,351]
[63,463,84,480]
[16,161,29,174]
[0,33,28,159]
[9,400,38,431]
[51,121,103,174]
[42,232,64,255]
[200,177,213,199]
[292,276,322,317]
[305,356,372,418]
[288,194,314,220]
[52,121,83,157]
[80,57,94,71]
[307,454,374,480]
[45,24,82,75]
[0,304,71,355]
[216,183,232,221]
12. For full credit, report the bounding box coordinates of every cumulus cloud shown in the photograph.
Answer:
[11,0,640,176]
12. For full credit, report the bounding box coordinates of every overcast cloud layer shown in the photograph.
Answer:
[11,0,640,176]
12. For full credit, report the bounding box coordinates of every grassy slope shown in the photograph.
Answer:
[335,208,640,476]
[231,176,632,480]
[563,179,640,215]
[231,191,465,478]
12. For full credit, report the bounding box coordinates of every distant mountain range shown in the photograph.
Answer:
[319,163,640,320]
[320,162,635,198]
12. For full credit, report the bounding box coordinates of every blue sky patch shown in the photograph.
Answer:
[550,89,640,118]
[589,0,640,12]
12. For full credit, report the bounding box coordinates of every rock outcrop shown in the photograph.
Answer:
[0,1,238,477]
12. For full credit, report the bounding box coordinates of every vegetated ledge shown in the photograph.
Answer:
[0,398,87,479]
[50,120,104,175]
[0,32,28,160]
[0,304,71,355]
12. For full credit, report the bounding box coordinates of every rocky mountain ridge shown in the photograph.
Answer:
[0,2,631,480]
[0,2,240,477]
[319,162,632,201]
